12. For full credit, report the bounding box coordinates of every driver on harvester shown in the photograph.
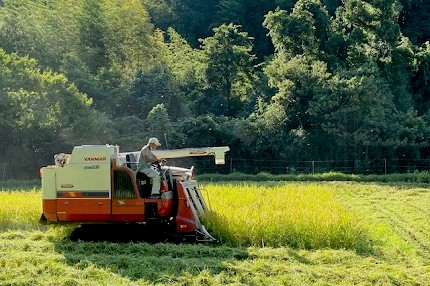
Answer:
[138,137,164,198]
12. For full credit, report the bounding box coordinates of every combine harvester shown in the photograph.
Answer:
[40,144,229,241]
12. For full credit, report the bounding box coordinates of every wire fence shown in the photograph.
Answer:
[1,157,430,180]
[190,158,430,175]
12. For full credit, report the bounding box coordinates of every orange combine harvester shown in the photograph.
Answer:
[40,144,229,241]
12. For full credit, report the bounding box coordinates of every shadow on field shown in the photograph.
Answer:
[372,181,430,189]
[53,224,321,283]
[54,225,248,283]
[68,224,174,243]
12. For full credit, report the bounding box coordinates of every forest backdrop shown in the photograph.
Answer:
[1,0,430,177]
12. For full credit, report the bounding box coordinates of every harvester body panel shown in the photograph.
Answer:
[41,166,57,222]
[52,145,113,222]
[40,144,228,241]
[111,167,145,222]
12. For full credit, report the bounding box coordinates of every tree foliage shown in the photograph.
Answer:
[0,49,114,151]
[264,0,330,59]
[0,0,80,69]
[1,0,430,174]
[400,0,430,44]
[200,23,256,117]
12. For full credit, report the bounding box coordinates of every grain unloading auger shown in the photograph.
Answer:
[40,144,229,242]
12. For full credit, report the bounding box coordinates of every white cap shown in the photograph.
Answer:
[148,137,161,146]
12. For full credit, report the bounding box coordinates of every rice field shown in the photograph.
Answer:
[0,181,429,285]
[0,189,44,231]
[202,184,366,250]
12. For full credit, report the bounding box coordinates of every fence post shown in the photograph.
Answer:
[384,159,387,174]
[2,163,5,181]
[230,158,233,174]
[312,161,315,174]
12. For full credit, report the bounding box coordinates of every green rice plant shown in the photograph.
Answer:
[1,182,429,285]
[0,189,45,231]
[202,183,368,250]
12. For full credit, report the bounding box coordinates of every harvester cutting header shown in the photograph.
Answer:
[40,142,229,241]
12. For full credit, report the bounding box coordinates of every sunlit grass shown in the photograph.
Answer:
[1,184,367,250]
[0,189,44,231]
[0,182,429,285]
[202,183,367,250]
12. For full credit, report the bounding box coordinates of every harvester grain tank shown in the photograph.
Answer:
[40,144,229,241]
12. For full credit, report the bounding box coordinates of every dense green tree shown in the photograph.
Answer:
[308,67,397,159]
[383,36,416,111]
[200,24,256,117]
[327,0,420,124]
[177,115,239,148]
[160,28,206,108]
[412,42,430,115]
[213,0,297,58]
[75,0,157,75]
[0,0,80,69]
[145,104,183,148]
[112,115,146,150]
[140,0,174,33]
[261,0,428,162]
[321,0,342,15]
[399,0,430,44]
[330,0,403,67]
[0,0,159,115]
[0,49,114,153]
[62,0,159,114]
[264,55,331,131]
[262,0,331,141]
[215,0,246,25]
[307,65,429,161]
[77,0,108,74]
[125,64,187,121]
[263,0,330,59]
[240,100,291,160]
[163,28,205,85]
[142,0,218,47]
[392,109,428,159]
[1,0,430,175]
[100,0,156,76]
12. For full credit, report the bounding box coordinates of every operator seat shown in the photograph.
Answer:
[126,153,138,171]
[136,171,152,198]
[125,153,151,197]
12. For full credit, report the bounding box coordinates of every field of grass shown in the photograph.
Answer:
[202,184,366,250]
[1,182,429,285]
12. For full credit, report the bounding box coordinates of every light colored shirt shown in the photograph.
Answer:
[138,144,157,170]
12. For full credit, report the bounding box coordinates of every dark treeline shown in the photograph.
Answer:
[1,0,430,176]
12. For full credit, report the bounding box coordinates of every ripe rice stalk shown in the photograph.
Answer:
[0,189,44,231]
[202,183,367,250]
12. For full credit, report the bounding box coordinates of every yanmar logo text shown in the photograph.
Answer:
[84,157,107,162]
[189,151,207,155]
